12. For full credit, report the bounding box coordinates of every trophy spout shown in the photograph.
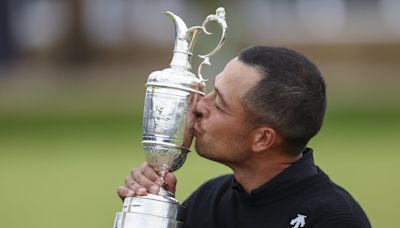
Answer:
[165,11,188,41]
[166,11,203,70]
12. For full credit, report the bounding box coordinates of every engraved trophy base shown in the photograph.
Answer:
[113,193,184,228]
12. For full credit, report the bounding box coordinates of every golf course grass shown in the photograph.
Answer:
[0,106,398,227]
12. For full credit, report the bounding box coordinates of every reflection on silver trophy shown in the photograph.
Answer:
[113,7,227,228]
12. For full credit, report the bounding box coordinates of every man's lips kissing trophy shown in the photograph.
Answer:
[113,8,227,228]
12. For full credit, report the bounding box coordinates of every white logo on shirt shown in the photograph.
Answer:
[290,214,307,228]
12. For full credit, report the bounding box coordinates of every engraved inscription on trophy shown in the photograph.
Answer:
[153,106,172,121]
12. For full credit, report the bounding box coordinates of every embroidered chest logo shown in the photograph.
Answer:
[290,214,307,228]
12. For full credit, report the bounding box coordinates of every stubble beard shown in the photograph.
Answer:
[194,138,216,161]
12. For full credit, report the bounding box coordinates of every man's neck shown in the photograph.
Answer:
[232,151,302,193]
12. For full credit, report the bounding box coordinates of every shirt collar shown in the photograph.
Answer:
[232,148,318,196]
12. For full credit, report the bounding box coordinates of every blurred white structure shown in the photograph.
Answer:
[380,0,400,36]
[296,0,346,41]
[7,0,400,50]
[10,1,70,49]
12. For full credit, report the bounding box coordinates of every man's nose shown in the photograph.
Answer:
[195,96,209,118]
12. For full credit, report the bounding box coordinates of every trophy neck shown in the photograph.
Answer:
[169,28,203,70]
[168,21,198,70]
[169,49,192,70]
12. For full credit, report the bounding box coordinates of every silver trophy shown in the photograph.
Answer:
[113,8,227,228]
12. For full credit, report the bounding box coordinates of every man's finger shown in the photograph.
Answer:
[116,186,135,200]
[131,168,159,192]
[164,172,177,194]
[141,164,162,185]
[124,178,147,194]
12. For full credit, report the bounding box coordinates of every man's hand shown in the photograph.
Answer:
[116,162,177,200]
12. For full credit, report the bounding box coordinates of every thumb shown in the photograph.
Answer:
[164,172,177,194]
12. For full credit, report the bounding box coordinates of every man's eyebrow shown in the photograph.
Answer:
[214,87,229,107]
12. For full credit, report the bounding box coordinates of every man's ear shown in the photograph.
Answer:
[251,127,277,153]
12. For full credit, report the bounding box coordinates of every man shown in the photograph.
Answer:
[117,46,371,227]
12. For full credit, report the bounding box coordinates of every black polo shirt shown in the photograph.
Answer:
[180,149,371,228]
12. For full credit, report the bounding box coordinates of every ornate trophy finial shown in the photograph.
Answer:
[197,7,228,83]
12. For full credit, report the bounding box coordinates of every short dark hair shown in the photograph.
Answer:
[239,45,326,155]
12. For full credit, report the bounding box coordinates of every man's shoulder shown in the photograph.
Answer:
[308,171,363,210]
[302,171,371,227]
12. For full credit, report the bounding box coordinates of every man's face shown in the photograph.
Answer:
[194,57,262,166]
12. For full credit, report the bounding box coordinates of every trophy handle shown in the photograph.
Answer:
[195,7,228,84]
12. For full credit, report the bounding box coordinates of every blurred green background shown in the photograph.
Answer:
[1,1,400,228]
